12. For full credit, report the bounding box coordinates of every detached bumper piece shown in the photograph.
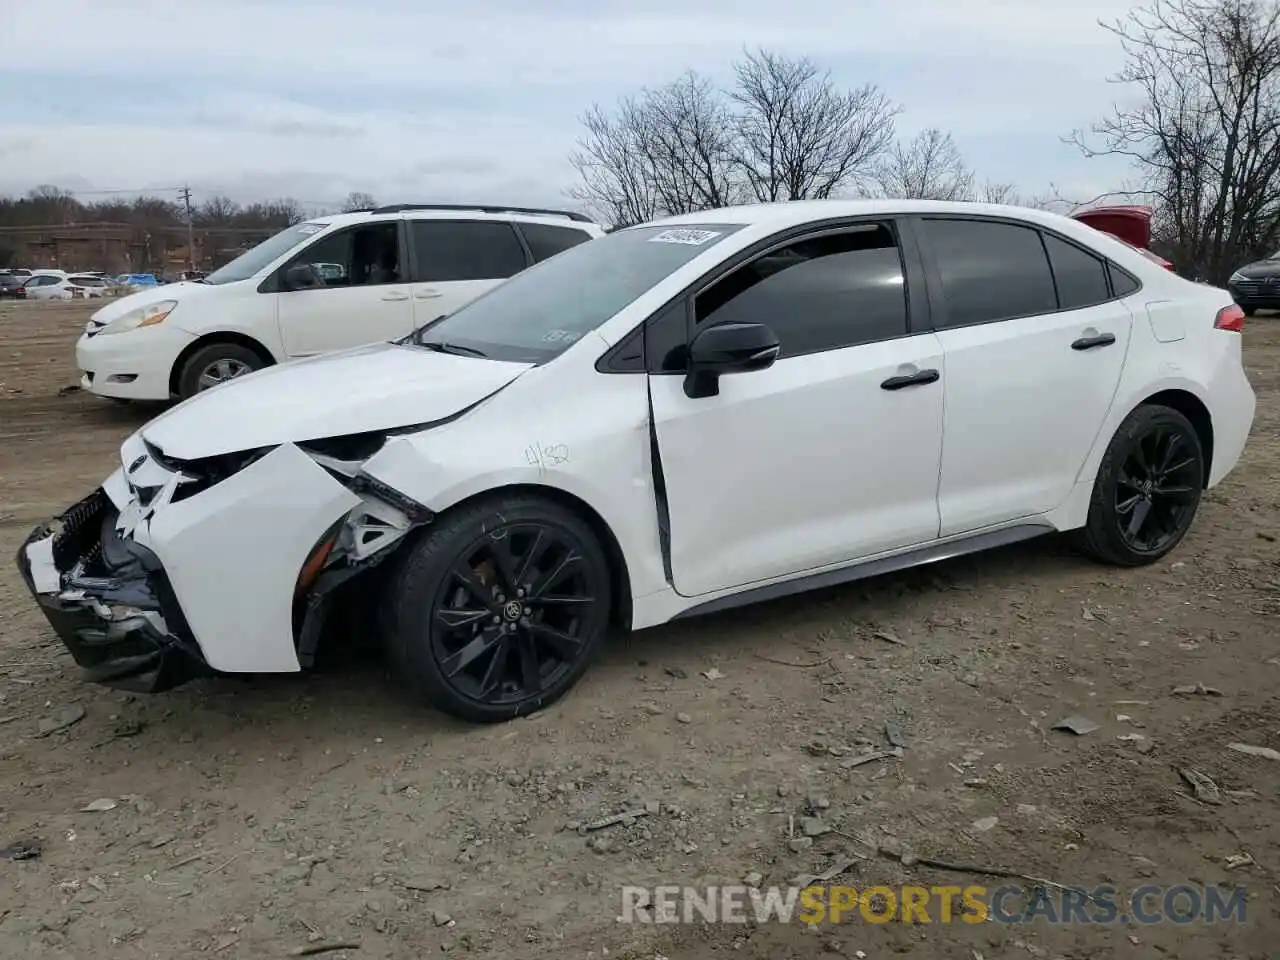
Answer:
[15,489,209,693]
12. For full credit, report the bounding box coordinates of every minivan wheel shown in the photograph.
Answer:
[176,342,264,399]
[383,493,613,722]
[1073,404,1205,566]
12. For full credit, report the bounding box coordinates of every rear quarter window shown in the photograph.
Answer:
[518,222,594,262]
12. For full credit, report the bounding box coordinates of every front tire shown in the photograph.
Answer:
[383,493,613,722]
[176,342,264,399]
[1073,404,1205,566]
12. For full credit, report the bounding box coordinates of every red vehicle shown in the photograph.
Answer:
[1071,205,1175,271]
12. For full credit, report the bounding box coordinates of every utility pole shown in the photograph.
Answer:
[179,185,195,272]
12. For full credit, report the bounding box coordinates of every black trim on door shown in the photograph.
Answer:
[596,214,928,375]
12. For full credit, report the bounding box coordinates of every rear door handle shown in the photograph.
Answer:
[880,369,940,391]
[415,288,442,299]
[381,291,409,302]
[1071,332,1116,350]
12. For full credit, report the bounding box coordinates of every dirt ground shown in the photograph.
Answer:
[1,299,1278,960]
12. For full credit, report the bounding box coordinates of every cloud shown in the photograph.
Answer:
[0,0,1138,208]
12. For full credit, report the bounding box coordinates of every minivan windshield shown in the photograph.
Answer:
[204,221,329,285]
[408,223,744,363]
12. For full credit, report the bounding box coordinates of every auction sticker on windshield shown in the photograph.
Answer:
[648,229,722,245]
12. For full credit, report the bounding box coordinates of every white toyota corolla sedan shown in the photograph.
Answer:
[17,200,1256,722]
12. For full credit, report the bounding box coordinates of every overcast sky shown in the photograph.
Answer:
[1,0,1140,214]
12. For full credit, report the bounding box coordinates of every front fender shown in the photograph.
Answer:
[358,380,670,616]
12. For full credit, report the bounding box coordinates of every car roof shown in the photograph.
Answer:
[302,207,603,232]
[645,199,1085,232]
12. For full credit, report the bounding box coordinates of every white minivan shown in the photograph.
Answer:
[75,204,604,400]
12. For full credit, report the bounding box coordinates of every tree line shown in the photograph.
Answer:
[0,186,381,232]
[568,48,1033,230]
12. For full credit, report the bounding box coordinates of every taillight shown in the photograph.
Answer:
[1215,304,1246,332]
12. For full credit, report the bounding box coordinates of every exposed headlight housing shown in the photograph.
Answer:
[99,300,178,336]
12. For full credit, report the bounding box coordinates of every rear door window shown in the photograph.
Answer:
[410,220,529,281]
[919,218,1057,327]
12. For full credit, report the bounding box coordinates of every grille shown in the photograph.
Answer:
[1233,277,1280,295]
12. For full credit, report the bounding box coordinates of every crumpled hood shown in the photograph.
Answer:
[88,280,220,326]
[139,342,532,460]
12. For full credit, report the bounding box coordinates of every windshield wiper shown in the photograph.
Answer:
[417,339,488,358]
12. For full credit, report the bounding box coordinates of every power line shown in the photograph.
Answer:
[60,186,186,196]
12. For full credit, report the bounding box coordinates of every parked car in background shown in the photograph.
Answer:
[1071,206,1175,271]
[116,273,161,289]
[1228,251,1280,315]
[0,273,28,298]
[23,275,74,300]
[18,199,1255,721]
[23,275,108,300]
[65,275,110,297]
[76,203,604,401]
[2,268,33,279]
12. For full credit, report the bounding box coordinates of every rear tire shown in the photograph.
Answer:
[1072,404,1205,566]
[383,493,613,723]
[175,342,264,399]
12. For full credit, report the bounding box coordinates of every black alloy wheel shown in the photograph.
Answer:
[384,494,612,722]
[1113,422,1202,554]
[1074,404,1205,566]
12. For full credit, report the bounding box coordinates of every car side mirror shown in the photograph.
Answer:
[284,263,320,291]
[683,321,780,399]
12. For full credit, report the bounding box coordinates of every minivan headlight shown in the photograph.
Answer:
[1228,272,1245,285]
[99,300,178,335]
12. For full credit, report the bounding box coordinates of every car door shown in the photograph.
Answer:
[649,220,946,597]
[404,219,530,327]
[912,216,1135,537]
[276,219,415,357]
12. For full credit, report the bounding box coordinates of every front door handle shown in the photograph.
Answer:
[415,288,442,299]
[380,291,409,302]
[1071,332,1116,351]
[880,368,940,391]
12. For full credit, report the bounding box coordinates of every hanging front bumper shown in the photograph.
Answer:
[15,488,209,693]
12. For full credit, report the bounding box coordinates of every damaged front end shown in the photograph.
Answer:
[17,427,437,694]
[16,489,208,693]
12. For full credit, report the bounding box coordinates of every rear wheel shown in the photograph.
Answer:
[175,342,264,399]
[1073,404,1205,566]
[383,493,612,722]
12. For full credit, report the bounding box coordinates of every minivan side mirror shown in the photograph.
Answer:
[284,263,321,291]
[683,321,780,398]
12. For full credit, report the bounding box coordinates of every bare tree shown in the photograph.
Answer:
[975,180,1018,204]
[874,128,975,200]
[570,72,736,225]
[195,195,241,225]
[569,103,662,228]
[728,49,898,201]
[342,191,377,212]
[1068,0,1280,282]
[569,51,898,225]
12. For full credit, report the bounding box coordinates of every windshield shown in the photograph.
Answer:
[204,221,329,285]
[410,224,744,363]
